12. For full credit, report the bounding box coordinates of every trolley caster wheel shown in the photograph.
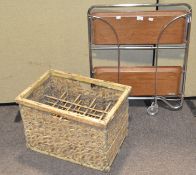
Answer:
[147,102,159,116]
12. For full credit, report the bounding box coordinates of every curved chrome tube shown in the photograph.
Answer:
[88,3,192,15]
[158,96,183,110]
[152,12,191,111]
[90,16,121,82]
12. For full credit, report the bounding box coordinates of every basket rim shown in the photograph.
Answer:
[15,69,131,128]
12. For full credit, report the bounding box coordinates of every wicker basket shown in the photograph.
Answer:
[15,69,131,171]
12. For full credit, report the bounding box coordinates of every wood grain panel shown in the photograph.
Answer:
[92,10,186,44]
[94,66,182,96]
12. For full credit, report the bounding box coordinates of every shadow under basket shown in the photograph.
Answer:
[15,69,131,172]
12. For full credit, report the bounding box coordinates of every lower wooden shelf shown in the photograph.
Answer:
[94,66,182,96]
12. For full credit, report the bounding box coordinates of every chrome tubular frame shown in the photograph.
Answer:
[87,3,192,115]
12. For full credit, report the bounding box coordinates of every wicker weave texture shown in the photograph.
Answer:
[20,104,128,171]
[16,70,131,171]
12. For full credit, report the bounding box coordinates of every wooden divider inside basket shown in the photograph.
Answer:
[94,66,182,96]
[92,10,186,44]
[44,92,112,120]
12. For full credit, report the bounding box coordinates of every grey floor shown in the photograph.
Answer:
[0,101,196,175]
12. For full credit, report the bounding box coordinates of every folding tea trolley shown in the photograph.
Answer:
[87,3,192,115]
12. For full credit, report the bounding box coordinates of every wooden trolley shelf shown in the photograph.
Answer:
[92,10,186,45]
[94,66,182,96]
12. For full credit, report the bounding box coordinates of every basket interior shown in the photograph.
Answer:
[27,75,122,120]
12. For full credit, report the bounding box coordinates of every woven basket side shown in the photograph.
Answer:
[106,122,128,167]
[106,100,129,147]
[20,105,106,148]
[19,106,112,169]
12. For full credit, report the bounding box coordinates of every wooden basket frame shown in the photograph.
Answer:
[15,69,131,128]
